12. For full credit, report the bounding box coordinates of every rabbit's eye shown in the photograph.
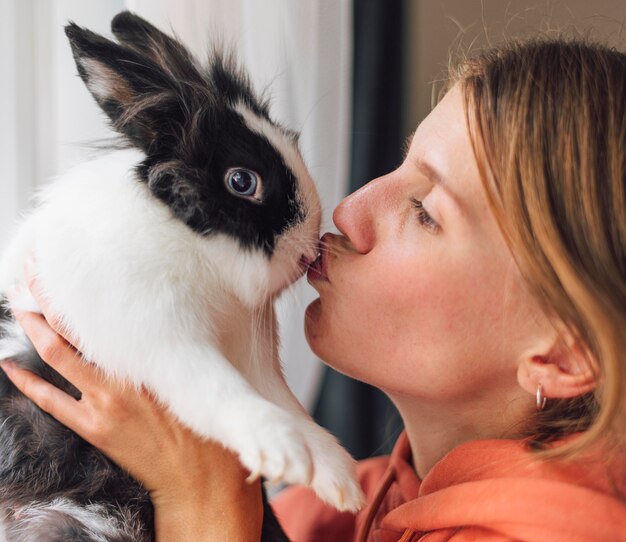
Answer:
[225,168,261,200]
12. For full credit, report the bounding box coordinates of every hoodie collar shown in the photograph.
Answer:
[356,432,421,542]
[376,433,626,542]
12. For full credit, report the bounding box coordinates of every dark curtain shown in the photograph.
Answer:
[312,0,407,460]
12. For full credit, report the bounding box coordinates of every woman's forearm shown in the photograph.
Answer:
[153,479,263,542]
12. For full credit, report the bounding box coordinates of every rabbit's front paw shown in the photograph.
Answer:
[234,406,313,487]
[304,428,366,513]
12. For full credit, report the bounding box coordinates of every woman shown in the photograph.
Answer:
[3,37,626,541]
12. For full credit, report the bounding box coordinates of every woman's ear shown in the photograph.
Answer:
[517,330,598,400]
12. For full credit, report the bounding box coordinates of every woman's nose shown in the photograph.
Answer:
[333,175,389,254]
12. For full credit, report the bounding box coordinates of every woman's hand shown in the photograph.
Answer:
[1,262,263,541]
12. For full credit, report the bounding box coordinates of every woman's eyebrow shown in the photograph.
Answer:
[414,158,446,188]
[402,131,454,197]
[402,133,446,189]
[402,132,466,214]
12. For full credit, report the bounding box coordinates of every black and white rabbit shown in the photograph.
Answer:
[0,11,363,541]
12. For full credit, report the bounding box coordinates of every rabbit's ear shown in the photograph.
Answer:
[65,22,192,152]
[111,12,271,121]
[110,11,203,85]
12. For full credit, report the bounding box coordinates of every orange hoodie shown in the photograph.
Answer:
[272,432,626,541]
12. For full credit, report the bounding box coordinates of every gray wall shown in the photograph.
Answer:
[406,0,626,131]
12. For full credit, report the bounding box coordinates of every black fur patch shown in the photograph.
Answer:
[66,13,304,257]
[0,308,153,540]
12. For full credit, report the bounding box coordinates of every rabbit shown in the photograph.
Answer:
[0,11,364,541]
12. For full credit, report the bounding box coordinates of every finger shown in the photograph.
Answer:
[11,308,99,393]
[0,360,86,432]
[23,256,73,343]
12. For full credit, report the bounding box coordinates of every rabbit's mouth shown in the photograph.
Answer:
[299,253,318,273]
[306,245,328,283]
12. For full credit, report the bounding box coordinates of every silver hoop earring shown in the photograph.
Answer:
[536,384,547,411]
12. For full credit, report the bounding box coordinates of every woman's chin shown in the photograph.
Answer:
[304,298,322,344]
[304,299,347,373]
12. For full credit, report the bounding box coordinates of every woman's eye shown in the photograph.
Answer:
[410,198,439,232]
[225,168,261,199]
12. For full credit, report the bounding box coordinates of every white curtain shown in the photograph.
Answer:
[0,0,125,244]
[1,0,352,410]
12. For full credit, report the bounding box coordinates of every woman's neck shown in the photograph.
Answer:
[390,390,533,478]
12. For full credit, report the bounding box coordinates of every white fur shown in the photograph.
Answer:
[7,498,143,541]
[0,320,31,363]
[80,58,120,102]
[0,148,364,511]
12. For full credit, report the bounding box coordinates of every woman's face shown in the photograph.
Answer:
[305,84,551,404]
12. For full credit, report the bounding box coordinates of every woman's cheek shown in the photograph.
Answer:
[328,264,487,387]
[304,257,436,380]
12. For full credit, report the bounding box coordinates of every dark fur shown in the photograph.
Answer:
[0,299,153,540]
[0,11,295,540]
[66,13,303,256]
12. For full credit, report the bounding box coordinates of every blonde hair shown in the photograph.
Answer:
[447,38,626,457]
